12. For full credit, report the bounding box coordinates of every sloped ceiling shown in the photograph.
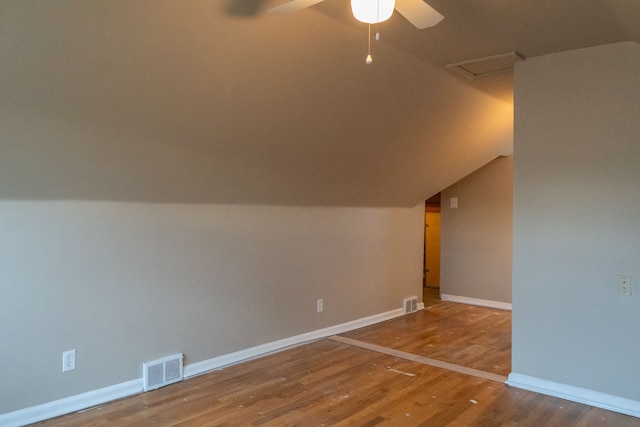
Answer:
[1,0,638,206]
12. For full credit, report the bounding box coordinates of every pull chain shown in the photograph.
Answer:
[364,0,384,64]
[366,24,372,64]
[376,3,381,42]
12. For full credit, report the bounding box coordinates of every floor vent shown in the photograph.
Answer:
[143,353,184,392]
[403,296,419,314]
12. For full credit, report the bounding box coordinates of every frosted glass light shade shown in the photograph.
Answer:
[351,0,396,24]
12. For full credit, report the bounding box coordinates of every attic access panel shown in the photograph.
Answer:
[446,52,524,79]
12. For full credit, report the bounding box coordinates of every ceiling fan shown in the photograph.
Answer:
[267,0,444,30]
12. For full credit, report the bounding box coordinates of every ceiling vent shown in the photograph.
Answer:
[143,353,184,392]
[446,52,524,79]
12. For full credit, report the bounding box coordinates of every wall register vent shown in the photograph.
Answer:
[403,296,419,314]
[143,353,184,392]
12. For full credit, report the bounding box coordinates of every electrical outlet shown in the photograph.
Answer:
[316,298,324,313]
[617,275,632,296]
[62,349,76,372]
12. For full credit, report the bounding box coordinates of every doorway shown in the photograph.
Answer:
[423,193,441,305]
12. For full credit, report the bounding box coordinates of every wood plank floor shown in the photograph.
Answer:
[340,301,511,377]
[32,301,639,426]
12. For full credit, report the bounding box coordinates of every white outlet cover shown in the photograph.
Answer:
[62,349,76,372]
[617,275,632,295]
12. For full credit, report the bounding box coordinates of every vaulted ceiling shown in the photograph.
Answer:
[1,1,638,206]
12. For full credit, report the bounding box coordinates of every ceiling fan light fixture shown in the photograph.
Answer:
[351,0,396,24]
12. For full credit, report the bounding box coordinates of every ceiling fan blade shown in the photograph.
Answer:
[267,0,327,15]
[394,0,444,29]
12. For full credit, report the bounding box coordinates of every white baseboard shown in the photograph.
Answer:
[507,373,640,418]
[0,305,416,427]
[440,294,512,311]
[184,305,418,377]
[0,379,142,427]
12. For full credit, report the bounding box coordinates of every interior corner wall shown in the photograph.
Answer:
[440,156,513,304]
[512,41,640,400]
[0,201,424,414]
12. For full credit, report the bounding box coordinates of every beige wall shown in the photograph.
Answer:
[0,201,424,413]
[440,156,513,303]
[512,41,640,400]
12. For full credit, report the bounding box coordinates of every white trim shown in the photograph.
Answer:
[0,379,142,427]
[0,305,418,426]
[184,305,417,378]
[507,373,640,418]
[440,294,512,311]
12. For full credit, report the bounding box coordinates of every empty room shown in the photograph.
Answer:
[1,1,639,425]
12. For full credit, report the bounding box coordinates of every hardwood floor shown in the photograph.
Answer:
[341,302,511,377]
[32,302,639,426]
[423,287,441,308]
